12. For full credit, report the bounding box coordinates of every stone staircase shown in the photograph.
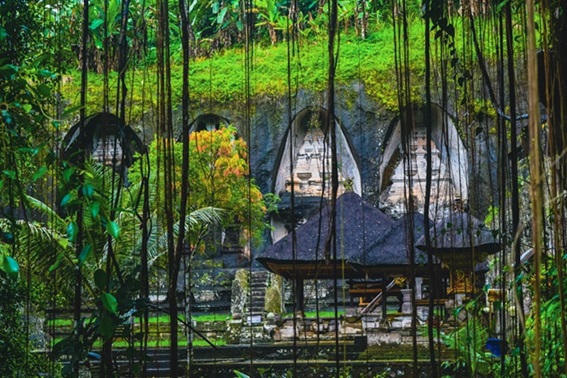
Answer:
[241,270,271,343]
[247,270,269,316]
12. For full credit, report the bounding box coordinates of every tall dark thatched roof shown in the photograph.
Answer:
[257,192,395,279]
[350,212,440,275]
[415,211,501,269]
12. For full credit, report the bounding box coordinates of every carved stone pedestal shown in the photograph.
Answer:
[401,288,413,314]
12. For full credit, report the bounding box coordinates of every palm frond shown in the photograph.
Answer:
[23,194,67,229]
[127,207,223,270]
[185,206,223,230]
[0,218,76,289]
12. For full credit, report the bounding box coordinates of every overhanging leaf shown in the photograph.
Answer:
[1,231,14,244]
[94,269,107,291]
[101,292,118,314]
[217,7,228,24]
[62,167,74,183]
[60,193,72,207]
[3,170,16,179]
[106,221,120,239]
[234,370,251,378]
[48,253,64,272]
[32,166,48,182]
[90,201,100,219]
[98,314,115,340]
[82,184,94,198]
[2,256,20,280]
[89,18,104,31]
[78,244,92,265]
[66,221,78,243]
[57,236,69,249]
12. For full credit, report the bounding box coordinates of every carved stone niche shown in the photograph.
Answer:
[92,134,123,166]
[62,112,145,171]
[271,107,361,242]
[378,105,469,221]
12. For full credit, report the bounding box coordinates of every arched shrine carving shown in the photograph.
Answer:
[271,107,362,242]
[378,106,469,221]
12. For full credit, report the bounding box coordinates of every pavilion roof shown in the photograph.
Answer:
[257,192,395,279]
[350,212,441,276]
[415,211,501,269]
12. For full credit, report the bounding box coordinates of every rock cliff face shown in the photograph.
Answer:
[170,83,496,221]
[157,82,500,312]
[169,83,395,207]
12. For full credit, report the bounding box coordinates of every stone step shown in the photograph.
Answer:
[248,307,265,313]
[245,270,270,314]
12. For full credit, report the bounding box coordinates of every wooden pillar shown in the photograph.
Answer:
[294,277,305,315]
[381,276,387,319]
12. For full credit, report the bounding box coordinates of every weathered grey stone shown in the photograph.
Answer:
[264,284,282,314]
[230,269,248,316]
[311,320,329,333]
[279,325,297,340]
[225,319,242,344]
[367,331,402,345]
[194,289,216,302]
[399,316,413,328]
[401,288,413,314]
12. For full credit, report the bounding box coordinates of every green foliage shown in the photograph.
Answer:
[1,1,59,226]
[0,255,51,376]
[188,126,266,240]
[53,268,148,375]
[439,317,495,376]
[41,0,528,118]
[0,4,65,373]
[234,370,251,378]
[1,255,20,281]
[264,285,282,314]
[130,126,268,255]
[525,254,567,376]
[59,16,433,114]
[484,205,499,226]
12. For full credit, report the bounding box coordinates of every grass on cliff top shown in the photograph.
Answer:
[59,20,427,122]
[59,13,516,125]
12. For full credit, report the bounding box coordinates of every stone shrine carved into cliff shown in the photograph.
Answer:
[285,127,347,198]
[378,106,468,221]
[271,107,361,242]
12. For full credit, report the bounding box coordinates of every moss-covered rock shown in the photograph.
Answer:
[263,273,283,314]
[231,269,249,316]
[264,285,282,315]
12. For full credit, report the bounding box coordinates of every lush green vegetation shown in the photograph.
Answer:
[3,0,567,377]
[55,4,528,126]
[46,312,231,327]
[60,27,424,117]
[0,257,51,375]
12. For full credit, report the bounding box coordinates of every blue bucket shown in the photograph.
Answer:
[485,337,502,357]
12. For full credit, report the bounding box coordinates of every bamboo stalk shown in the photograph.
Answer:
[526,0,543,375]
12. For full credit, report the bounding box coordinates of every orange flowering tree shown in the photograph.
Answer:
[186,126,268,248]
[131,126,270,256]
